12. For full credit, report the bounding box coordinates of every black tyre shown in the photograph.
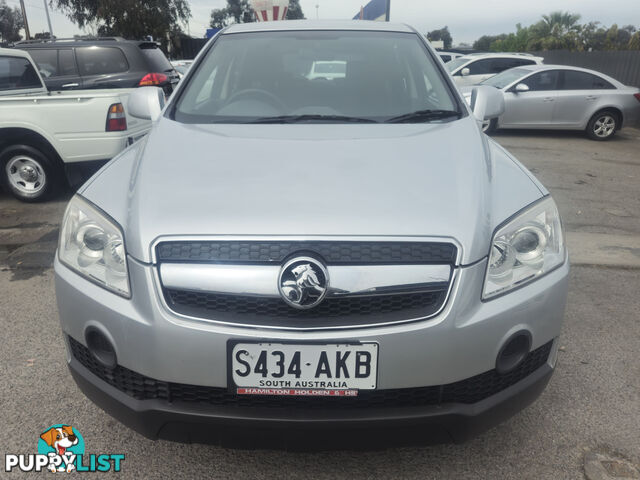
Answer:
[482,118,497,134]
[0,144,59,202]
[586,110,618,141]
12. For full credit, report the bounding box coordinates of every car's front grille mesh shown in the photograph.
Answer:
[69,336,553,408]
[156,241,457,265]
[164,288,448,328]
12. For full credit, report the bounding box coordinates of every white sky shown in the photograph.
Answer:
[7,0,640,45]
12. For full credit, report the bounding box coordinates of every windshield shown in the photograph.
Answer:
[446,56,469,72]
[173,31,459,124]
[481,68,529,89]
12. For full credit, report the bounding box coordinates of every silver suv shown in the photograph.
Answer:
[54,21,569,447]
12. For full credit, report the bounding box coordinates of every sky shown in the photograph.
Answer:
[7,0,640,45]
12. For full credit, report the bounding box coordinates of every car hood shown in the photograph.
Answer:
[81,116,544,264]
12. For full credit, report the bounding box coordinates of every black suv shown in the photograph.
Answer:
[15,37,179,95]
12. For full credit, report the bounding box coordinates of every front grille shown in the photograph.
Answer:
[156,241,457,265]
[164,288,448,328]
[69,336,552,408]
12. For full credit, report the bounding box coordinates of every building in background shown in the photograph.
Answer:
[353,0,390,21]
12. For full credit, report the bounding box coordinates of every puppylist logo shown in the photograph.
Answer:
[5,424,125,473]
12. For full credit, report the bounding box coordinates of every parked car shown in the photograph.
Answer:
[0,48,151,201]
[54,21,568,447]
[170,60,193,79]
[447,53,544,86]
[15,37,179,96]
[437,51,463,63]
[478,65,640,140]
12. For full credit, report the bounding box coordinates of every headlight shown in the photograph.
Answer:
[58,195,130,297]
[483,197,565,300]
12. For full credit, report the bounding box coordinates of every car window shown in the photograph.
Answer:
[439,54,451,63]
[58,49,78,76]
[0,55,41,91]
[561,70,615,90]
[481,68,529,89]
[139,45,173,72]
[175,31,458,123]
[25,49,58,78]
[76,47,129,76]
[521,70,560,91]
[446,56,470,72]
[465,59,492,75]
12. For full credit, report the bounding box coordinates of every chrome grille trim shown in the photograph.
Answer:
[159,263,452,298]
[151,236,461,331]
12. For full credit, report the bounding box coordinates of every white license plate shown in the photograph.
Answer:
[230,343,378,395]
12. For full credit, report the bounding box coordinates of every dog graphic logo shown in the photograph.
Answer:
[37,425,84,473]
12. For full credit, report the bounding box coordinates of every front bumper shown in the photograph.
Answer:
[68,347,555,447]
[55,254,569,445]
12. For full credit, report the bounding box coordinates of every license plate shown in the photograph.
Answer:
[230,342,378,395]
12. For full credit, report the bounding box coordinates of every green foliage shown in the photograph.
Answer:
[52,0,191,41]
[427,26,452,49]
[210,0,304,29]
[474,11,638,52]
[0,0,23,43]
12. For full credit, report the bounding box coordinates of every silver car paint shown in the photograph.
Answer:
[80,118,544,265]
[57,22,568,403]
[496,65,640,130]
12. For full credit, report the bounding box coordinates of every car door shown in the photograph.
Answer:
[24,48,82,91]
[500,70,560,127]
[551,70,616,127]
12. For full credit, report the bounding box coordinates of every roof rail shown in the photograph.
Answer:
[14,36,126,45]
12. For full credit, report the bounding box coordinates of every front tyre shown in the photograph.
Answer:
[0,145,58,202]
[587,110,618,141]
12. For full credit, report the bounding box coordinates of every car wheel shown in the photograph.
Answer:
[587,110,618,141]
[482,118,497,134]
[0,145,58,202]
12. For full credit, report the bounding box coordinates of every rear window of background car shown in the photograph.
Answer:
[139,46,173,73]
[561,70,615,90]
[0,55,41,90]
[26,49,78,78]
[76,47,129,75]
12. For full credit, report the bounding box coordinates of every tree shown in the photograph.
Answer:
[0,0,23,43]
[210,0,304,29]
[286,0,304,20]
[629,31,640,50]
[210,0,253,28]
[426,26,452,49]
[52,0,191,41]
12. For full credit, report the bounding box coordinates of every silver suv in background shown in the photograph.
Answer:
[447,52,544,86]
[54,21,569,448]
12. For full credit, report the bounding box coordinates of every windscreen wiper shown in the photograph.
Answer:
[386,109,461,123]
[249,114,378,124]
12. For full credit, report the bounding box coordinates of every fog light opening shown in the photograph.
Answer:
[496,331,532,374]
[85,328,117,369]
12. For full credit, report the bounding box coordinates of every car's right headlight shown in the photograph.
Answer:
[483,197,566,300]
[58,195,130,298]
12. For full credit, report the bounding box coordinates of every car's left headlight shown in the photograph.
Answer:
[58,195,130,298]
[483,197,565,300]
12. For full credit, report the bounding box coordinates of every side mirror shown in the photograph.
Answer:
[460,67,470,77]
[514,83,530,93]
[470,85,505,122]
[127,87,165,121]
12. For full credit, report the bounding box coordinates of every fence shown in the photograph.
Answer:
[531,50,640,88]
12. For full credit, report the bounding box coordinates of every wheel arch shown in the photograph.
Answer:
[0,127,64,171]
[589,106,624,127]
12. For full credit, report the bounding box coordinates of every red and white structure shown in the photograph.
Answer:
[250,0,290,21]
